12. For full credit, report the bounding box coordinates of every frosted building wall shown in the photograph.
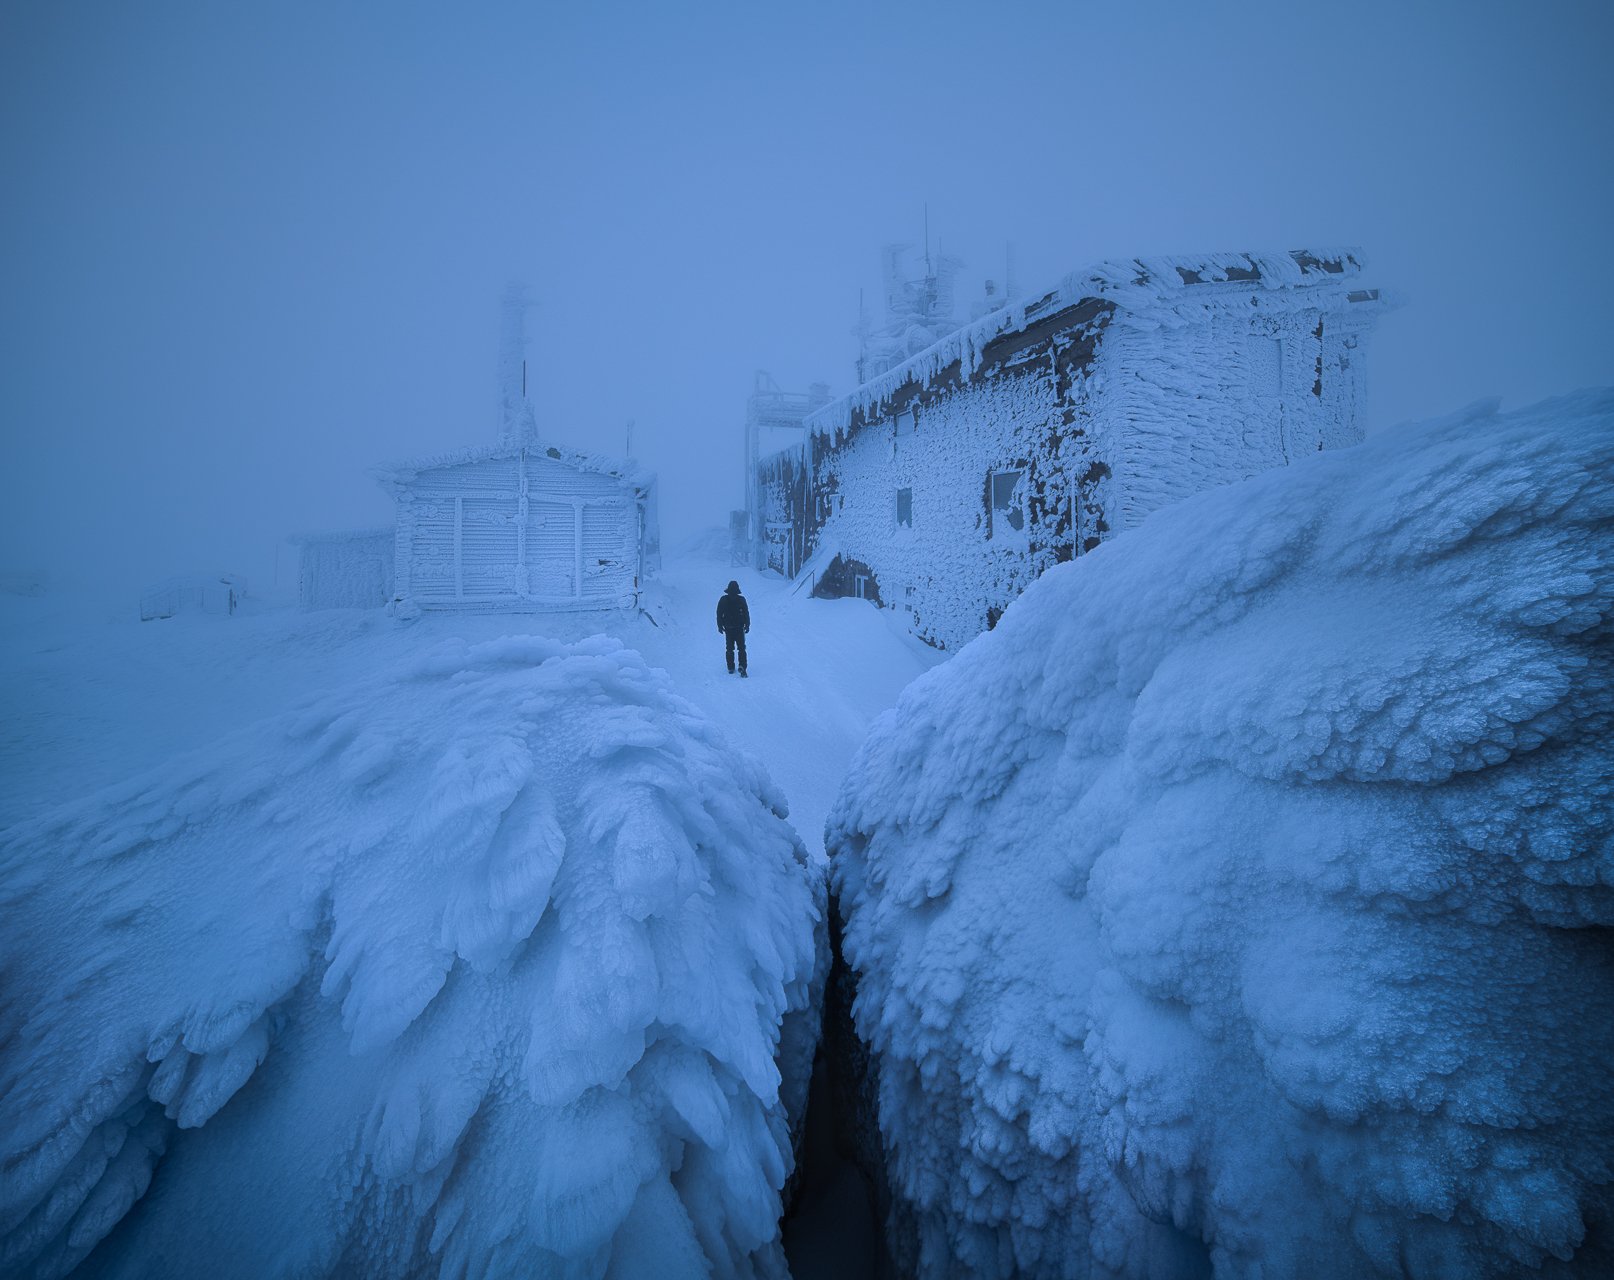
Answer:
[1100,285,1370,529]
[293,529,395,611]
[759,249,1387,651]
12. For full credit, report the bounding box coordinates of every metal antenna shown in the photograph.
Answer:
[924,204,931,274]
[856,286,868,384]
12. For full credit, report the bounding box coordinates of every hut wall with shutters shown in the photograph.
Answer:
[379,445,655,612]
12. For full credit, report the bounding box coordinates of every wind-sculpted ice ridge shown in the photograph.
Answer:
[0,635,827,1279]
[830,389,1614,1279]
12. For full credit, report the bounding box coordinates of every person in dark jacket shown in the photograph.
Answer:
[716,580,750,677]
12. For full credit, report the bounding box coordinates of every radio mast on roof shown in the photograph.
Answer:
[498,282,539,448]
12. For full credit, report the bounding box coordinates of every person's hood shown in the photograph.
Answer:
[725,581,741,595]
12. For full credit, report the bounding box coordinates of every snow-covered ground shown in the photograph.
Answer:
[0,552,941,859]
[640,557,945,864]
[0,549,940,1279]
[829,390,1614,1279]
[8,391,1609,1279]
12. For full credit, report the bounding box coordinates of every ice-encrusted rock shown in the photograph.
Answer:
[830,390,1614,1278]
[0,635,826,1279]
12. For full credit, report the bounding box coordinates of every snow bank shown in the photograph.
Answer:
[0,636,826,1278]
[829,390,1614,1278]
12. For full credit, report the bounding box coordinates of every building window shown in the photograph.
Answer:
[896,487,913,527]
[893,406,916,436]
[990,469,1025,535]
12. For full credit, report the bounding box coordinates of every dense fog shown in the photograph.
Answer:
[3,0,1612,594]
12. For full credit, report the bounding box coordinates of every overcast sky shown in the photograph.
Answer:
[4,0,1611,591]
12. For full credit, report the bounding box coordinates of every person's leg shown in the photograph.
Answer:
[736,631,747,675]
[725,631,736,673]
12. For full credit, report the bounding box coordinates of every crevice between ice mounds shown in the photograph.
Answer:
[826,389,1614,1279]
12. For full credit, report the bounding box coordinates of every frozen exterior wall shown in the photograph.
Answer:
[812,361,1082,647]
[757,444,810,577]
[761,248,1388,651]
[828,390,1614,1279]
[376,444,656,612]
[1100,264,1377,531]
[292,528,395,611]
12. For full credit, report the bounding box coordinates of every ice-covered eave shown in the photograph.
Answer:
[800,247,1380,443]
[372,442,656,494]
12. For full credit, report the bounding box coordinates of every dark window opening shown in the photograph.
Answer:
[990,469,1025,534]
[896,487,912,527]
[811,555,881,606]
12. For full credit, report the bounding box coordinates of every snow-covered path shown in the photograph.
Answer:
[0,550,942,856]
[634,556,943,857]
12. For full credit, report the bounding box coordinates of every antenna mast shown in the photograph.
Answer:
[856,287,868,384]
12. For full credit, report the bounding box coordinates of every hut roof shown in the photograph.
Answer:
[373,443,654,492]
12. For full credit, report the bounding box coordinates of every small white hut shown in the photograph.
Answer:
[293,283,659,614]
[375,444,657,612]
[375,284,657,613]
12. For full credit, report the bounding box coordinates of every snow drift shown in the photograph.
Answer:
[0,635,826,1279]
[829,390,1614,1279]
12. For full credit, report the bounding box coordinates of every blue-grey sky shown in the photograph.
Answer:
[4,0,1611,590]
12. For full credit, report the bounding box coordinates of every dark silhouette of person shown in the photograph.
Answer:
[716,580,750,677]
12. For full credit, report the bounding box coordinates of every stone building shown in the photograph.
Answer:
[755,247,1390,649]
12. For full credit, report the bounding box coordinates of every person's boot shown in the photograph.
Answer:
[740,669,748,678]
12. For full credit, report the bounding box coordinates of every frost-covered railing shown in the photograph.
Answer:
[138,576,240,621]
[748,388,820,431]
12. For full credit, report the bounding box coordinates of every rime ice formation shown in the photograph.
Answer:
[829,390,1614,1279]
[760,248,1387,652]
[0,637,826,1279]
[855,243,970,381]
[817,248,1379,439]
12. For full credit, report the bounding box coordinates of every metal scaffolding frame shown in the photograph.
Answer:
[743,371,828,568]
